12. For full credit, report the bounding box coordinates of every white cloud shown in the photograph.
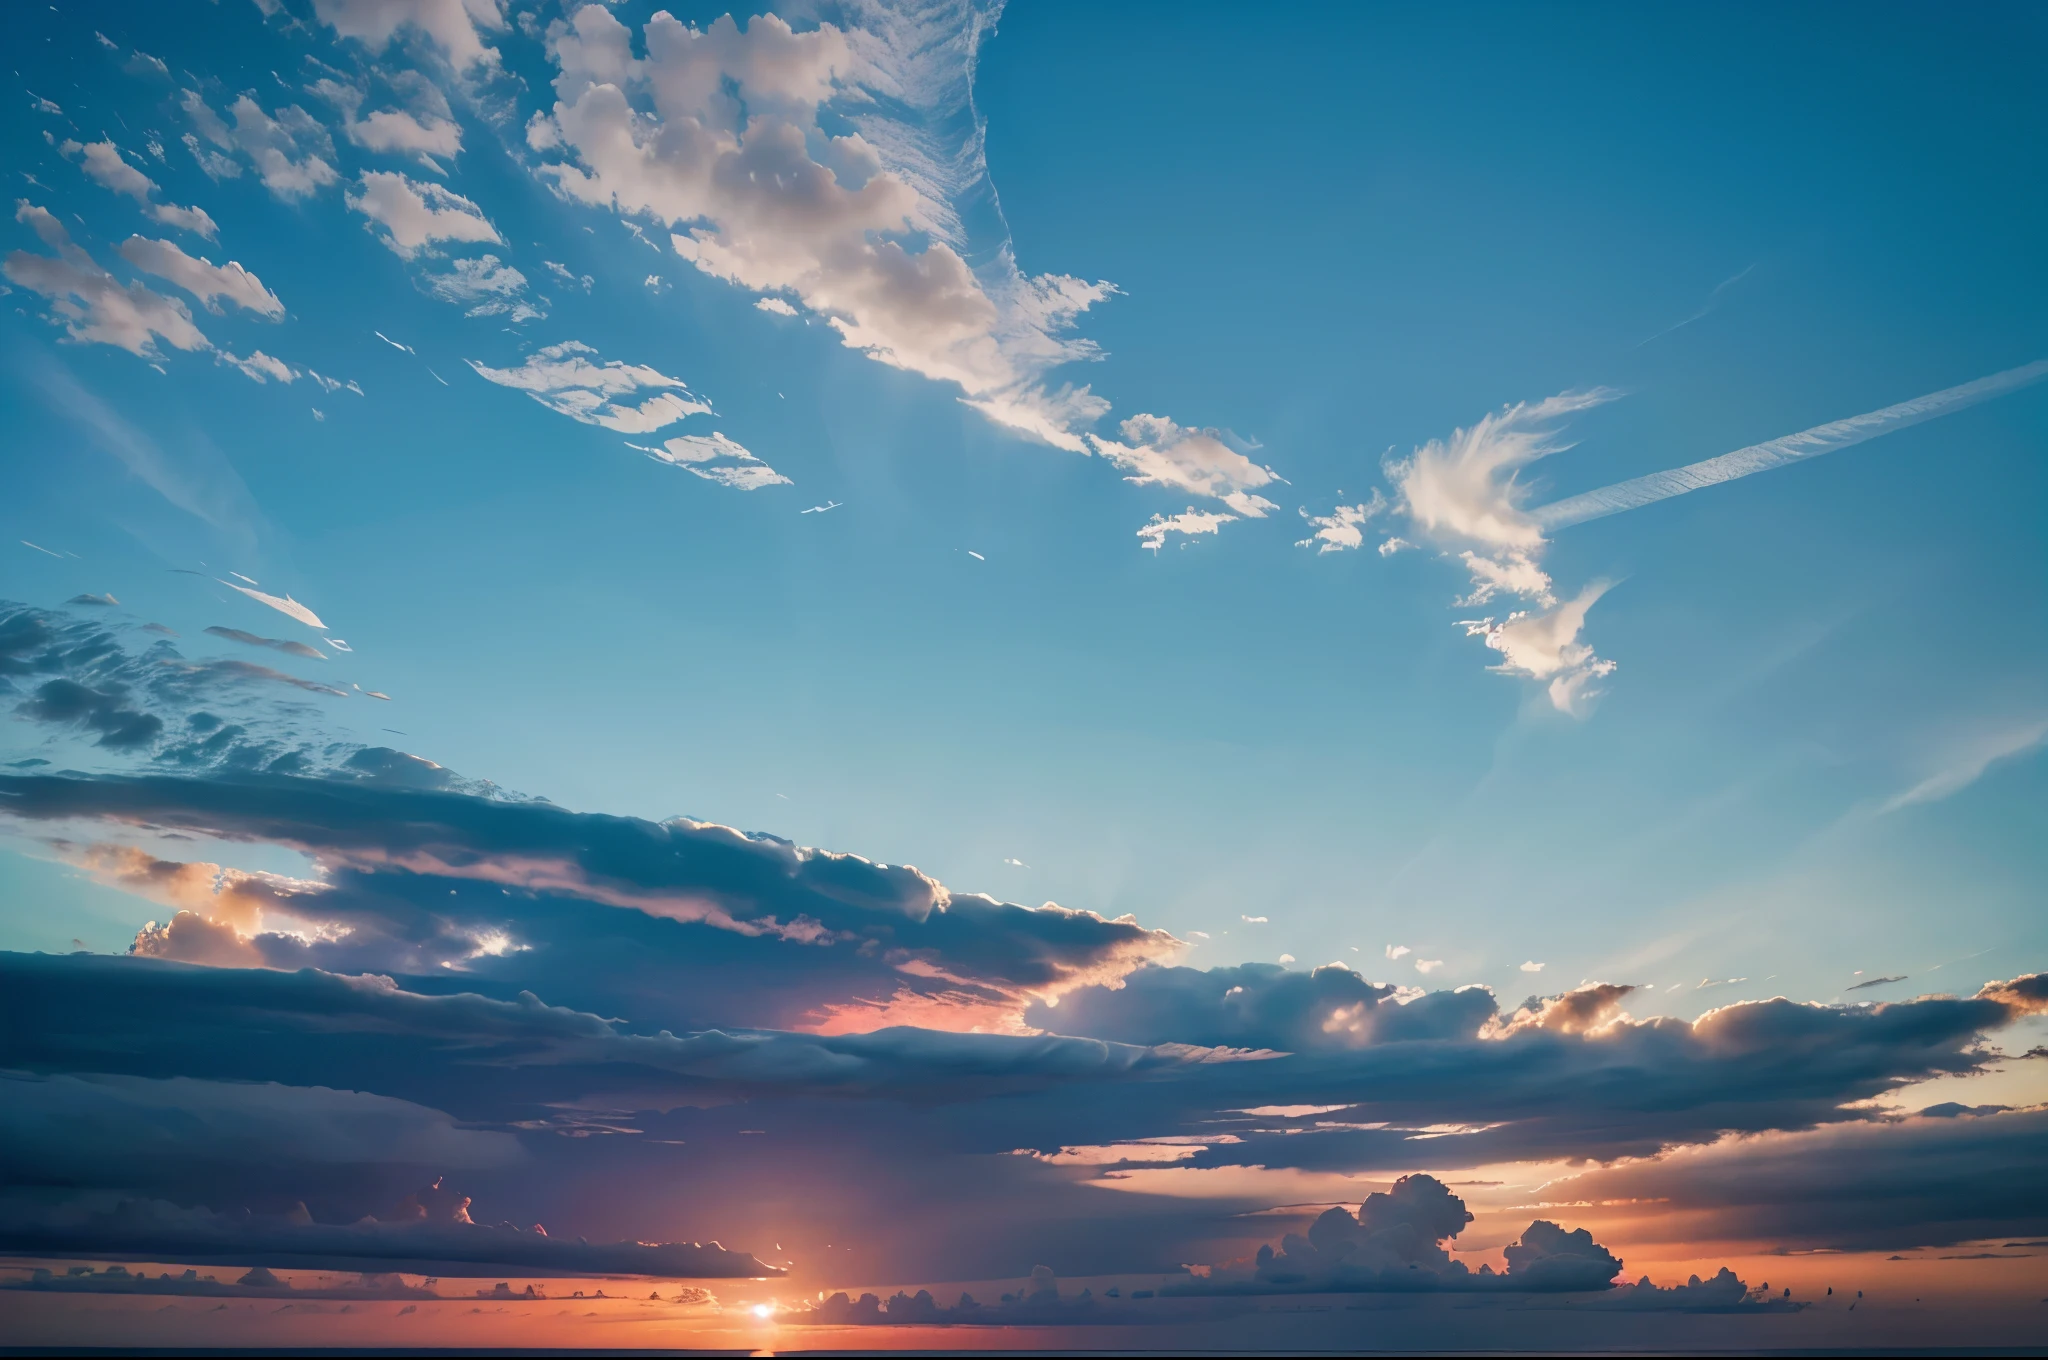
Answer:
[525,5,1244,538]
[1534,359,2048,532]
[3,203,208,357]
[1296,492,1384,553]
[1385,944,1411,960]
[1354,391,1623,713]
[181,133,241,182]
[627,431,790,490]
[181,92,339,200]
[308,72,462,163]
[310,0,507,71]
[1458,581,1618,716]
[467,340,712,433]
[423,254,541,320]
[1136,509,1235,553]
[223,581,327,630]
[347,171,500,257]
[1414,958,1444,974]
[544,260,591,291]
[1277,953,1296,965]
[1520,960,1545,974]
[220,350,297,384]
[308,371,363,396]
[117,236,284,317]
[1387,390,1615,557]
[1240,915,1268,924]
[62,138,218,240]
[1088,414,1279,516]
[754,296,797,317]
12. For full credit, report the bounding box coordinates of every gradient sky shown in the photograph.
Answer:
[2,0,2045,1350]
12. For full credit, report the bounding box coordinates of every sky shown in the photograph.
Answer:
[1,0,2045,1350]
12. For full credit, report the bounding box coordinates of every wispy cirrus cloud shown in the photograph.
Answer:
[524,3,1262,542]
[626,432,791,490]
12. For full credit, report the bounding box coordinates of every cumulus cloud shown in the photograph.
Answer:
[1028,962,1494,1052]
[1458,580,1619,716]
[347,171,501,256]
[1173,1175,1631,1296]
[628,432,790,489]
[62,137,218,238]
[422,254,542,320]
[4,202,208,357]
[117,235,284,316]
[1136,509,1235,552]
[1296,493,1384,553]
[310,0,507,71]
[181,91,339,200]
[308,70,462,163]
[468,340,711,432]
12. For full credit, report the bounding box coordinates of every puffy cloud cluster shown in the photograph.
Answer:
[1184,1175,1622,1294]
[4,203,207,358]
[308,69,463,164]
[347,171,500,256]
[1029,962,1495,1050]
[5,208,295,386]
[310,0,507,73]
[422,254,541,321]
[181,91,339,199]
[807,1265,1108,1325]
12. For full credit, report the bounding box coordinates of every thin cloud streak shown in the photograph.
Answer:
[1533,359,2048,531]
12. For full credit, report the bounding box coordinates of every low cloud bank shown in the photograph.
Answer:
[0,1177,778,1279]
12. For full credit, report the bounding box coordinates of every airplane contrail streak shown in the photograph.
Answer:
[1532,358,2048,532]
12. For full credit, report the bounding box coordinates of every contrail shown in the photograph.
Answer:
[1533,358,2048,531]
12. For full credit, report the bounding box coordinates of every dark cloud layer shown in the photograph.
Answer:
[203,625,326,661]
[0,770,1178,1023]
[1552,1106,2048,1252]
[4,604,2044,1291]
[0,1174,778,1279]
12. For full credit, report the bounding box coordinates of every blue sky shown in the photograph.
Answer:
[1,2,2046,1341]
[6,1,2041,1007]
